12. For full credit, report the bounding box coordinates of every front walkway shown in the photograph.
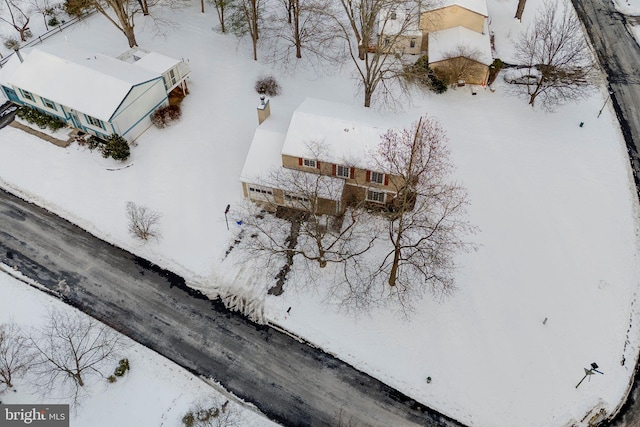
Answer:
[9,121,71,148]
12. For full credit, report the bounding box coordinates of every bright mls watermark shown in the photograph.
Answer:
[0,405,69,426]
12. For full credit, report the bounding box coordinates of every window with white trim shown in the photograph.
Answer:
[86,115,105,130]
[42,97,56,110]
[370,171,384,184]
[336,165,350,178]
[366,189,386,203]
[21,90,34,101]
[169,68,177,86]
[303,159,316,168]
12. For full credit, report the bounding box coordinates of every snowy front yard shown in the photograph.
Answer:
[1,0,640,426]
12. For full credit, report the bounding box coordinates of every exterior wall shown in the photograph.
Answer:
[243,181,340,215]
[420,5,486,34]
[430,57,490,85]
[378,34,423,55]
[111,78,167,141]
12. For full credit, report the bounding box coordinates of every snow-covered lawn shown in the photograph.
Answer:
[1,0,640,426]
[0,267,277,427]
[614,0,640,14]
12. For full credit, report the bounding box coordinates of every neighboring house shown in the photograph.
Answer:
[379,0,492,85]
[377,6,423,56]
[240,98,407,216]
[0,44,190,142]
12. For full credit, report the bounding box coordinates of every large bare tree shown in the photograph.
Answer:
[229,0,262,60]
[263,0,340,66]
[0,322,34,390]
[373,115,475,310]
[208,0,233,32]
[0,0,31,42]
[237,146,374,271]
[30,309,127,403]
[513,0,597,109]
[325,0,426,107]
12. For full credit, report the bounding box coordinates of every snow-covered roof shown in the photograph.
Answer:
[5,44,162,121]
[427,0,488,17]
[132,51,181,74]
[428,25,492,65]
[281,98,400,167]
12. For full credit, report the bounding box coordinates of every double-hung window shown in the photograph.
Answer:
[21,90,34,102]
[42,97,56,110]
[86,115,105,130]
[370,171,384,184]
[366,189,386,203]
[303,158,316,168]
[336,165,350,178]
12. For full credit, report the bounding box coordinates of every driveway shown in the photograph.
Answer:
[0,101,17,129]
[0,187,464,427]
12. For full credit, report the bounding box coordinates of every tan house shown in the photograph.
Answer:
[379,0,492,85]
[240,98,408,216]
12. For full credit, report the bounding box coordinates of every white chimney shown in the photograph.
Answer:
[257,95,271,125]
[13,48,23,63]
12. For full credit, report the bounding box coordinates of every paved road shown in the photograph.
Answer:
[571,0,640,196]
[0,188,463,427]
[570,1,640,425]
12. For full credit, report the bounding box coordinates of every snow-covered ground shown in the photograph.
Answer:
[1,1,640,426]
[614,0,640,15]
[0,267,277,427]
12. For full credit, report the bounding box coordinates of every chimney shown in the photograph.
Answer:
[257,95,271,125]
[13,47,23,63]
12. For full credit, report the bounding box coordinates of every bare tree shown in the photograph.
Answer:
[229,0,262,60]
[372,115,475,310]
[515,0,527,21]
[208,0,233,32]
[263,0,341,66]
[28,0,54,30]
[324,0,427,107]
[0,0,31,42]
[0,322,34,390]
[126,201,162,241]
[30,309,127,403]
[512,0,597,109]
[433,45,484,86]
[182,397,244,427]
[238,164,374,270]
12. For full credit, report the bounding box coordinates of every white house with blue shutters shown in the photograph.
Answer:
[0,44,190,142]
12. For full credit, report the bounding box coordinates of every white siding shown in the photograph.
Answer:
[111,78,167,141]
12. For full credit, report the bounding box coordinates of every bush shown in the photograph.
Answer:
[114,358,130,377]
[3,37,19,50]
[126,202,161,241]
[404,56,448,94]
[16,106,66,131]
[107,375,117,383]
[100,134,130,161]
[86,135,103,151]
[254,76,281,97]
[64,0,91,17]
[48,16,60,27]
[151,105,182,128]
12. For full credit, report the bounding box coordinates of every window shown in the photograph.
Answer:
[285,193,309,203]
[248,185,274,201]
[42,97,56,110]
[384,37,391,47]
[390,11,397,20]
[336,165,350,178]
[370,171,384,184]
[86,115,105,130]
[410,39,416,48]
[366,189,386,203]
[303,159,316,168]
[169,69,177,86]
[248,185,273,196]
[21,90,34,102]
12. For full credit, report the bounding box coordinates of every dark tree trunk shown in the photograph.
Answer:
[515,0,527,21]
